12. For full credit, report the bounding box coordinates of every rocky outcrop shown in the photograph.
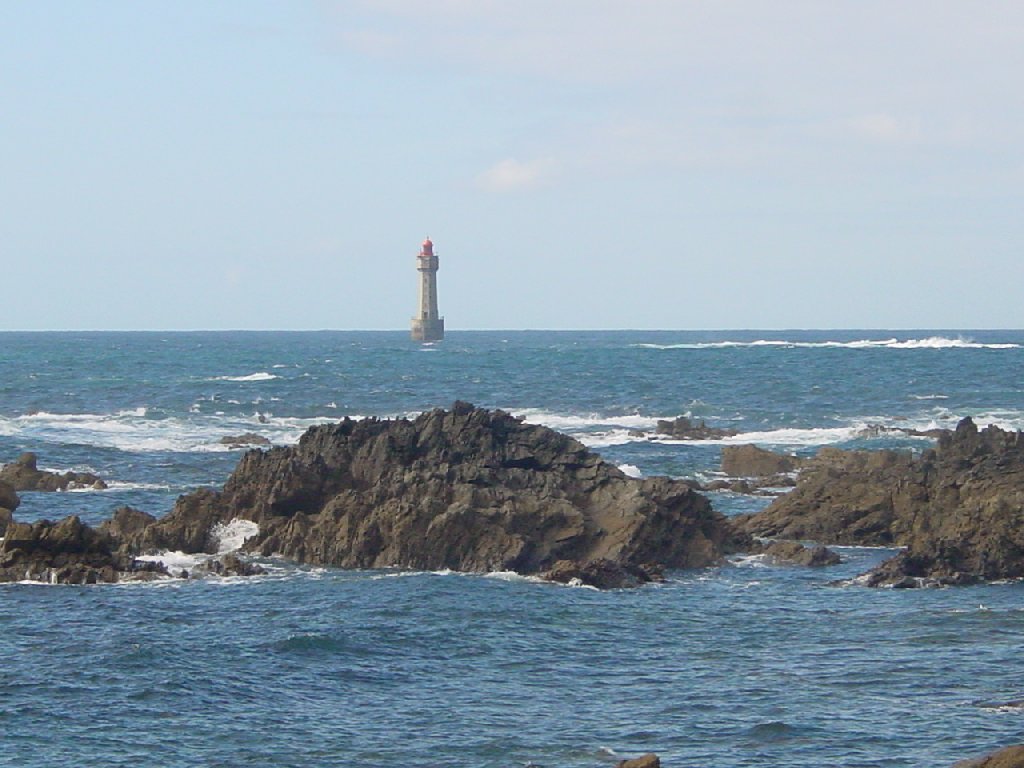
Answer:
[0,452,107,491]
[739,418,1024,586]
[721,444,804,477]
[761,540,841,567]
[1,480,19,535]
[1,480,19,512]
[655,416,738,440]
[953,745,1024,768]
[185,553,267,578]
[542,559,663,589]
[124,403,742,587]
[0,515,165,584]
[220,433,271,448]
[736,446,918,546]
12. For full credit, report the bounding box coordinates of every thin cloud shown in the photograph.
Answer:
[476,158,552,191]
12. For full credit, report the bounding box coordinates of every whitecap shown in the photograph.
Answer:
[211,519,260,554]
[632,337,1020,351]
[135,518,260,574]
[617,463,643,478]
[212,372,279,382]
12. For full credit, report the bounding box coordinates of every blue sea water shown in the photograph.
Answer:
[2,330,1024,767]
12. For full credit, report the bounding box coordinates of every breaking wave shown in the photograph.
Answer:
[211,372,279,382]
[0,409,341,453]
[634,337,1019,350]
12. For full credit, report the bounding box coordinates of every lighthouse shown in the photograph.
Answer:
[410,237,444,342]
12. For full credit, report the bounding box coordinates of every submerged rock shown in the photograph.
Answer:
[220,433,271,448]
[739,418,1024,586]
[187,552,267,578]
[761,540,841,567]
[655,416,738,440]
[124,403,741,584]
[0,452,108,491]
[542,559,663,589]
[617,755,661,768]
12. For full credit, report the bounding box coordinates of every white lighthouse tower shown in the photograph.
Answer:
[410,237,444,342]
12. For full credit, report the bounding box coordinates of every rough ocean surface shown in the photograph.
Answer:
[3,330,1024,767]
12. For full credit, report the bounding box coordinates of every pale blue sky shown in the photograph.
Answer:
[2,1,1022,330]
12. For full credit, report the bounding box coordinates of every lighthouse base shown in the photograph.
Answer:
[411,317,444,342]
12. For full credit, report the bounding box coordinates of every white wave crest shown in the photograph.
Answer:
[212,519,260,554]
[617,463,643,478]
[634,336,1019,351]
[135,518,260,574]
[0,409,342,453]
[513,408,661,432]
[212,372,279,382]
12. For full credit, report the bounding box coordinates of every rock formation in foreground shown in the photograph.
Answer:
[0,452,107,491]
[124,402,744,587]
[739,418,1024,586]
[953,745,1024,768]
[0,515,165,584]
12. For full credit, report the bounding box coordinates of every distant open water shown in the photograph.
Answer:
[2,330,1024,767]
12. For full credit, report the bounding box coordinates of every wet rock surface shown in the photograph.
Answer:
[654,416,739,440]
[0,452,107,491]
[541,559,664,589]
[220,433,271,448]
[125,403,741,584]
[761,540,841,567]
[739,418,1024,585]
[0,515,165,584]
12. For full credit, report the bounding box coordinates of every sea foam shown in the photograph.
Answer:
[634,336,1019,351]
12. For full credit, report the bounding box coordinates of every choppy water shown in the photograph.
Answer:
[2,330,1023,767]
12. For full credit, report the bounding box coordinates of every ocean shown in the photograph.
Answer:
[1,330,1023,767]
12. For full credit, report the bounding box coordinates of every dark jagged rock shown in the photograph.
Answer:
[1,481,19,535]
[187,553,267,578]
[617,755,661,768]
[736,446,920,546]
[97,506,157,541]
[1,480,20,513]
[655,416,739,440]
[124,403,739,585]
[542,559,663,589]
[953,745,1024,768]
[761,540,841,567]
[721,444,804,477]
[0,515,166,584]
[220,433,271,448]
[739,418,1024,586]
[0,452,108,491]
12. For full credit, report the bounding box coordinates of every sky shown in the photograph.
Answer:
[2,1,1022,330]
